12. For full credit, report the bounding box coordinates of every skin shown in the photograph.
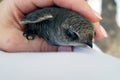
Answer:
[0,0,107,52]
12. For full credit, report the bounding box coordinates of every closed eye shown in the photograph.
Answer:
[66,29,79,41]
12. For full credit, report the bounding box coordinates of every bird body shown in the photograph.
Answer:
[21,7,94,48]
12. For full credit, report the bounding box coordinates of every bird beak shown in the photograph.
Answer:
[84,41,93,48]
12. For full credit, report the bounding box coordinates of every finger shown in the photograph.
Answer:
[14,0,102,22]
[53,0,102,22]
[93,22,108,39]
[13,0,53,14]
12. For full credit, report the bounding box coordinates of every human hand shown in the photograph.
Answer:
[0,0,107,52]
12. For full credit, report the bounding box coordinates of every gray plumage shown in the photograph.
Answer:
[21,7,94,48]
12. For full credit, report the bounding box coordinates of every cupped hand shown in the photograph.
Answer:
[0,0,107,52]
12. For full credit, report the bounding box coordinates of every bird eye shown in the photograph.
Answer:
[66,29,78,41]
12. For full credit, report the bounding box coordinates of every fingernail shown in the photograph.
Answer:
[100,25,108,38]
[94,11,102,20]
[58,46,72,52]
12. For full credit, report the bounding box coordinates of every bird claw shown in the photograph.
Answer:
[23,31,36,40]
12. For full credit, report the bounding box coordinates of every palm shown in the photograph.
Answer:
[0,2,58,52]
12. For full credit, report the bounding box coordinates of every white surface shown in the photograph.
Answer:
[0,46,120,80]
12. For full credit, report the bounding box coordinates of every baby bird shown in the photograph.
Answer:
[21,7,95,48]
